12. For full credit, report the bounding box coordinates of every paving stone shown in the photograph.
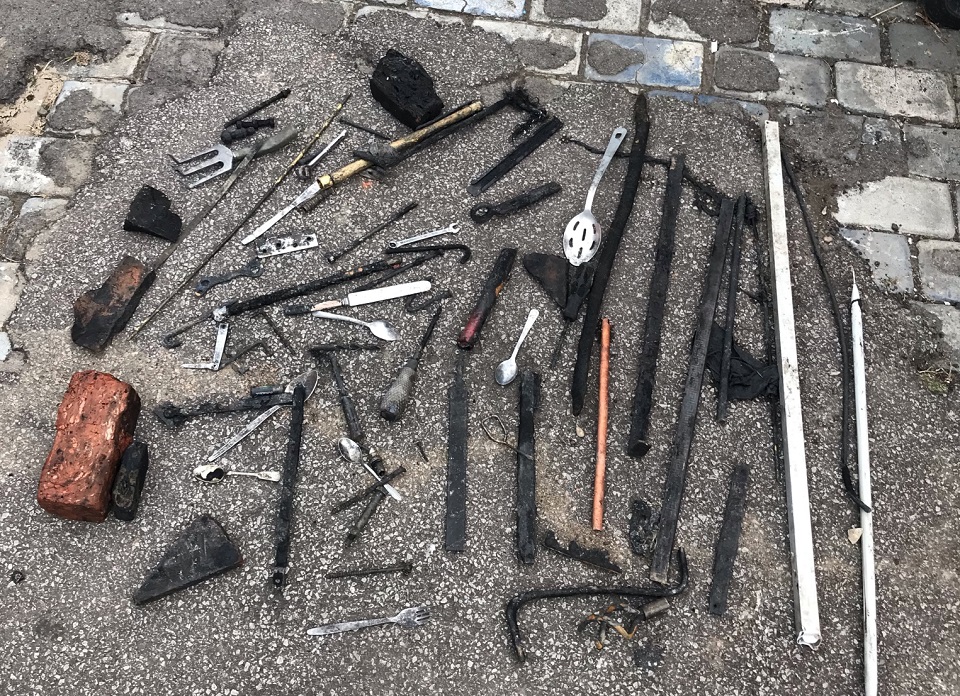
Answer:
[414,0,525,19]
[904,124,960,180]
[116,11,220,34]
[835,62,956,123]
[781,109,906,188]
[0,261,23,327]
[648,90,770,120]
[61,30,151,81]
[713,48,830,107]
[145,36,225,87]
[473,20,581,75]
[889,22,960,72]
[840,228,914,293]
[835,176,955,238]
[647,0,761,44]
[530,0,642,33]
[769,9,881,62]
[2,197,69,262]
[913,302,960,362]
[46,81,127,137]
[0,195,12,231]
[918,240,960,302]
[585,34,703,89]
[0,136,92,197]
[243,0,346,34]
[811,0,918,20]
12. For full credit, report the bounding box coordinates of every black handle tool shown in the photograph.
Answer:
[470,182,562,224]
[379,305,442,422]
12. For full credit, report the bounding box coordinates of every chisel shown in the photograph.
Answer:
[379,305,442,422]
[282,280,431,316]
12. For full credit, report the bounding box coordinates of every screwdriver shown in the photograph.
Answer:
[379,305,442,422]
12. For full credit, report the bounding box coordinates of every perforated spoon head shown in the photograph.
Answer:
[562,211,601,266]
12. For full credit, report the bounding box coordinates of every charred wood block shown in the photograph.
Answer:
[111,441,149,522]
[133,515,243,605]
[123,185,182,242]
[370,50,444,129]
[72,256,155,352]
[37,371,141,522]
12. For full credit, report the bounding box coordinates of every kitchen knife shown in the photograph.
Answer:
[283,280,431,316]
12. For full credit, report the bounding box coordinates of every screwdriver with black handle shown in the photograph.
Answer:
[379,305,442,422]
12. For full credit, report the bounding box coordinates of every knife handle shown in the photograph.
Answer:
[379,357,418,422]
[283,304,311,316]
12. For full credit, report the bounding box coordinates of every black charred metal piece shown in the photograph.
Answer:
[709,463,750,616]
[328,354,364,443]
[467,117,563,197]
[272,384,306,590]
[516,371,541,565]
[649,197,735,584]
[123,185,183,243]
[332,466,406,514]
[457,248,517,350]
[352,252,440,293]
[133,515,243,605]
[445,354,469,552]
[385,243,471,264]
[571,95,650,415]
[346,449,389,547]
[111,441,149,522]
[627,155,684,458]
[505,549,689,663]
[222,88,290,129]
[543,530,622,574]
[370,50,444,129]
[470,182,562,224]
[153,393,293,427]
[309,342,382,355]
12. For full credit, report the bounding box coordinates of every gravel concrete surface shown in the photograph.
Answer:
[1,11,959,696]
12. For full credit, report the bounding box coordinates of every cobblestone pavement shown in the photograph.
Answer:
[0,1,959,695]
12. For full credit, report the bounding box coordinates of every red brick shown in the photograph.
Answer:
[37,371,141,522]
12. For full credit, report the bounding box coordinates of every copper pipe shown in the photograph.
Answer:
[592,318,611,531]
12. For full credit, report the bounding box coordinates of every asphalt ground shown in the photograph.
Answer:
[1,11,958,695]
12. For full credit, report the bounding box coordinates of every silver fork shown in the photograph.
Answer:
[306,606,431,636]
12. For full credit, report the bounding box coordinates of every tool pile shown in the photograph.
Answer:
[34,47,878,687]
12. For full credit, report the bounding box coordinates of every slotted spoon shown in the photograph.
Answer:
[562,127,628,266]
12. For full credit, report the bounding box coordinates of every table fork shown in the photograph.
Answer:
[306,606,431,636]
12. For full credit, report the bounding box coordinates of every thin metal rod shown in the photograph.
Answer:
[762,120,821,648]
[851,273,877,696]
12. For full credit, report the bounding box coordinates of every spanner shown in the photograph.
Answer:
[182,321,230,370]
[387,222,460,249]
[194,258,264,297]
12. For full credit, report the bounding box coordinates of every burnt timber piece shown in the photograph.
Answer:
[571,94,650,415]
[328,353,364,443]
[123,185,183,242]
[370,50,444,129]
[72,256,155,352]
[717,194,747,423]
[522,252,568,310]
[111,441,149,521]
[467,117,563,197]
[626,155,684,458]
[133,515,242,605]
[457,248,517,350]
[543,530,622,574]
[649,197,735,584]
[272,384,306,590]
[709,463,750,616]
[445,354,469,551]
[470,182,562,224]
[516,370,541,565]
[505,549,688,663]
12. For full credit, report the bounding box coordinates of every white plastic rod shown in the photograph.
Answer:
[851,274,877,696]
[762,120,822,648]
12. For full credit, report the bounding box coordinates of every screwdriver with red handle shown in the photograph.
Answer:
[379,305,442,422]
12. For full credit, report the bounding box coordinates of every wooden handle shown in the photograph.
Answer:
[318,101,484,190]
[592,318,611,531]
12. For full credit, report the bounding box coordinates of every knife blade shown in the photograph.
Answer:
[283,280,432,316]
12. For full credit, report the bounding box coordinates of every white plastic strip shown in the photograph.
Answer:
[762,120,822,648]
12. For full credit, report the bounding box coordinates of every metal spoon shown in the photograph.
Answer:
[311,311,399,341]
[193,463,282,483]
[495,309,540,386]
[337,437,402,501]
[562,127,628,266]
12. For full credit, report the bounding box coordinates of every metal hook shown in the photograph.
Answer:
[386,244,471,264]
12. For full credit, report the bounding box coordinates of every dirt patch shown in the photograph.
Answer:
[588,40,643,76]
